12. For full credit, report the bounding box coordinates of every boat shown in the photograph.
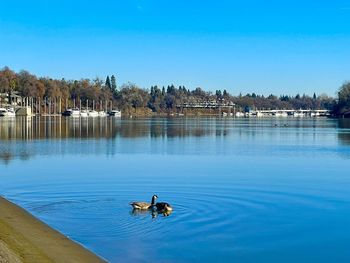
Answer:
[7,108,16,117]
[293,111,305,117]
[256,111,263,117]
[98,111,108,117]
[80,109,88,117]
[62,108,80,117]
[274,111,288,117]
[0,107,16,117]
[108,110,121,117]
[311,112,320,117]
[88,110,99,117]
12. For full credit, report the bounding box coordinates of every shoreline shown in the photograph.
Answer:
[0,196,106,263]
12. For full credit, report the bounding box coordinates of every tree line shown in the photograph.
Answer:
[335,82,350,116]
[0,66,346,114]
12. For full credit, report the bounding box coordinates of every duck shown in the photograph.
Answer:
[130,195,158,210]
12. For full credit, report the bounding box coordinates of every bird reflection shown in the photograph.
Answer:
[131,208,172,218]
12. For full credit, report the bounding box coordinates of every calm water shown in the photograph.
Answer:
[1,117,350,262]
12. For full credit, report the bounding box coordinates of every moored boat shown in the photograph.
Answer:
[80,109,88,117]
[0,107,16,117]
[98,111,108,117]
[88,110,99,117]
[274,111,288,117]
[293,111,305,117]
[108,110,121,117]
[62,108,80,117]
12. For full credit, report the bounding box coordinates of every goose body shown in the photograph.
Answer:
[129,202,152,210]
[154,202,173,212]
[130,195,158,210]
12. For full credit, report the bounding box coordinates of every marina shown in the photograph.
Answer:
[1,93,121,118]
[238,109,331,118]
[0,95,329,119]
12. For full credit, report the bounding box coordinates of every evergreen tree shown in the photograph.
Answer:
[105,76,111,90]
[111,75,117,91]
[313,93,317,100]
[167,85,176,95]
[215,90,222,98]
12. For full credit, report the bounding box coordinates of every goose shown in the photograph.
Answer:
[130,195,158,210]
[154,201,173,212]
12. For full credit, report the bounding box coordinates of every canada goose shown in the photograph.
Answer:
[130,195,158,210]
[154,202,173,212]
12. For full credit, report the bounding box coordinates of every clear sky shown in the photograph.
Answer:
[1,0,350,96]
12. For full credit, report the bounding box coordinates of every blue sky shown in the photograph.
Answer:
[1,0,350,96]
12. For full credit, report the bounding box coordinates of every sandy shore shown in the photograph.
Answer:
[0,196,106,263]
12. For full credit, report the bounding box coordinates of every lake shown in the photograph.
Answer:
[1,117,350,262]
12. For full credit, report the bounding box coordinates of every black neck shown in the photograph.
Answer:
[151,196,156,205]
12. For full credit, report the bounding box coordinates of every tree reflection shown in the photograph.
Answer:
[337,119,350,145]
[0,117,224,141]
[0,117,228,163]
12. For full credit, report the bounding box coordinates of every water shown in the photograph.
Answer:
[1,117,350,262]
